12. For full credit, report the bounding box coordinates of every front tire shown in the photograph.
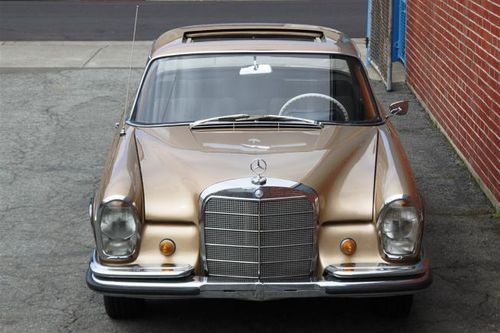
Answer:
[103,296,145,319]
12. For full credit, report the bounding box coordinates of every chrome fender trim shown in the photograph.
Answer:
[324,259,429,279]
[89,251,194,279]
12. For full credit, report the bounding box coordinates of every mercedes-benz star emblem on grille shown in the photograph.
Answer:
[250,158,267,185]
[254,189,264,199]
[250,158,267,176]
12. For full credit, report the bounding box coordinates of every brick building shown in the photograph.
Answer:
[369,1,499,207]
[405,1,498,207]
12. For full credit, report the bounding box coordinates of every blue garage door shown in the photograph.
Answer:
[392,0,407,64]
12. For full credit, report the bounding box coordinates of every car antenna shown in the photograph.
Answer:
[120,4,139,136]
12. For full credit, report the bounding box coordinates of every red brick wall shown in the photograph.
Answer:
[406,0,499,204]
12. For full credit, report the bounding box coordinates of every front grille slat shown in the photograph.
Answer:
[205,213,258,230]
[206,244,259,262]
[206,199,259,215]
[261,229,314,246]
[260,244,313,262]
[208,260,258,278]
[203,192,316,281]
[260,212,314,230]
[205,229,258,247]
[261,260,312,278]
[260,199,312,215]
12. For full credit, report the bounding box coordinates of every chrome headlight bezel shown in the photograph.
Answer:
[93,196,141,261]
[376,195,424,262]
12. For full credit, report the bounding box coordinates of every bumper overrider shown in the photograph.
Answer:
[86,251,432,300]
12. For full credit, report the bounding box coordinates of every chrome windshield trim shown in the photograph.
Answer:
[325,260,429,279]
[188,122,324,130]
[89,251,194,279]
[126,119,384,128]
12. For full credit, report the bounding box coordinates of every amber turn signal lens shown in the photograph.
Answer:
[159,239,176,256]
[340,238,357,255]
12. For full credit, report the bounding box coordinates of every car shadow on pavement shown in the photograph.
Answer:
[112,297,412,332]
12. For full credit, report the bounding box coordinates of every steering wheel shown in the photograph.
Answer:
[278,93,349,121]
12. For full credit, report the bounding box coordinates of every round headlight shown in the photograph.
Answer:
[100,205,137,240]
[97,200,139,259]
[377,198,422,259]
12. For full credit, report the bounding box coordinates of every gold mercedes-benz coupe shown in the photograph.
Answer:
[86,24,431,319]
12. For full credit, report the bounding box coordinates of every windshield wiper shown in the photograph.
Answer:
[241,115,320,125]
[189,114,251,128]
[189,114,322,129]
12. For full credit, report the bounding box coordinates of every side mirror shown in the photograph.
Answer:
[387,100,409,118]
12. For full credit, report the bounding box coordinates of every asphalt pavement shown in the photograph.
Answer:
[0,39,498,331]
[0,0,367,40]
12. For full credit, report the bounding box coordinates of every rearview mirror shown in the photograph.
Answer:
[240,55,272,75]
[387,100,409,118]
[239,64,272,75]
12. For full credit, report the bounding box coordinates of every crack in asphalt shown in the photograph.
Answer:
[81,45,109,68]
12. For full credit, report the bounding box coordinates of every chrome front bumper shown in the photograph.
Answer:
[86,252,432,300]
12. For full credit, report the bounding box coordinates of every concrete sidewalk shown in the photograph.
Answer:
[0,39,406,83]
[0,41,152,68]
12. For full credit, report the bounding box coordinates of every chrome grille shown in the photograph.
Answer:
[261,260,312,278]
[261,229,313,246]
[206,244,258,262]
[260,244,312,262]
[208,260,258,278]
[205,229,258,247]
[203,193,316,280]
[206,214,257,230]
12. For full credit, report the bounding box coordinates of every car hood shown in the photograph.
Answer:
[134,125,378,223]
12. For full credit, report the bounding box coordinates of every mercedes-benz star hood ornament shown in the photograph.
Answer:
[250,158,267,185]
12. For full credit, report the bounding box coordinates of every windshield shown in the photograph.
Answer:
[132,53,379,125]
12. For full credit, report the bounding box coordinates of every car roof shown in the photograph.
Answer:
[150,23,360,59]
